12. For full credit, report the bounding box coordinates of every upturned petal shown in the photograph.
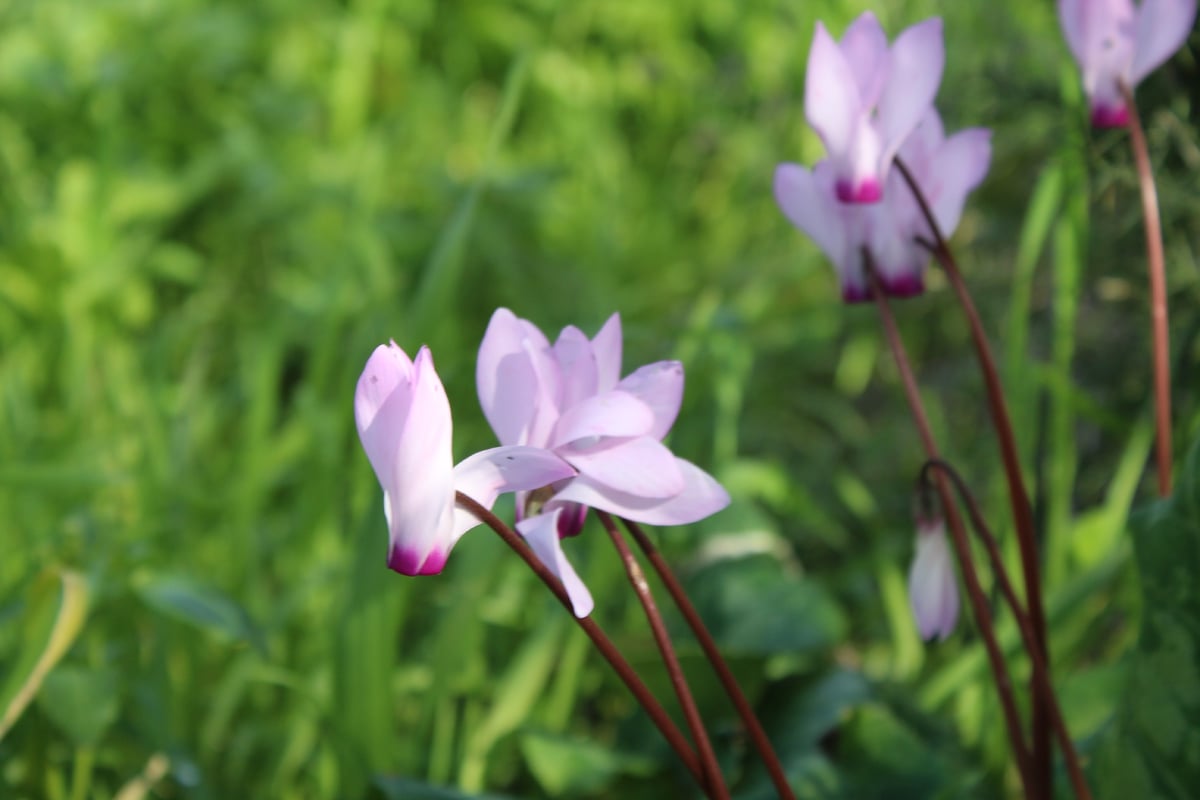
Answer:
[450,446,578,541]
[518,509,595,617]
[875,18,945,176]
[591,313,623,393]
[1057,0,1094,65]
[1130,0,1198,84]
[477,308,543,447]
[839,11,889,103]
[553,458,730,526]
[896,110,992,240]
[553,325,599,410]
[805,14,944,203]
[927,129,992,236]
[804,22,865,191]
[908,519,959,641]
[477,308,563,448]
[774,163,859,296]
[549,390,655,449]
[615,361,684,441]
[560,436,685,499]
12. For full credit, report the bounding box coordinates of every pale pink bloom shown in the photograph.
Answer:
[908,518,959,641]
[1058,0,1197,127]
[805,12,944,203]
[355,342,575,576]
[477,309,730,616]
[774,111,991,301]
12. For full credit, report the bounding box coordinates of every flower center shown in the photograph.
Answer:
[524,484,557,517]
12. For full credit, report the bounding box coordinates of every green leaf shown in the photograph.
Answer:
[0,570,90,741]
[683,555,845,656]
[136,576,265,653]
[373,777,514,800]
[1094,437,1200,798]
[37,665,119,745]
[520,731,658,796]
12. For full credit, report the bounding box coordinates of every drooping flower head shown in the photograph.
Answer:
[1058,0,1197,127]
[355,342,575,576]
[477,309,731,616]
[774,110,991,302]
[908,517,959,641]
[805,12,945,203]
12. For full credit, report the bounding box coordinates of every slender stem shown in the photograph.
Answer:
[597,512,729,800]
[921,460,1093,800]
[867,260,1034,794]
[894,156,1052,798]
[621,517,796,800]
[1119,81,1173,497]
[454,492,706,789]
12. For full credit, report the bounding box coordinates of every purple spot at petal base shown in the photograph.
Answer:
[388,545,447,576]
[882,272,925,298]
[842,284,873,304]
[557,504,588,538]
[1091,104,1130,129]
[835,177,883,204]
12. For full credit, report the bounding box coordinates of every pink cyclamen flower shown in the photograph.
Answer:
[1058,0,1197,127]
[355,342,576,577]
[774,110,991,302]
[908,517,959,641]
[477,309,731,616]
[805,12,945,203]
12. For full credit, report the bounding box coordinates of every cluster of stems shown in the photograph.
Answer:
[450,91,1172,800]
[456,491,795,799]
[861,89,1171,799]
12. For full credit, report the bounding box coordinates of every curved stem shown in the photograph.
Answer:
[866,259,1034,794]
[620,517,795,800]
[454,492,705,789]
[920,460,1093,800]
[894,156,1051,798]
[1119,81,1173,497]
[596,511,728,800]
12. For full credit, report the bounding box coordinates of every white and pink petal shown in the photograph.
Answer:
[450,446,577,541]
[615,361,684,441]
[518,509,595,617]
[561,436,685,499]
[553,458,730,526]
[550,390,654,449]
[876,17,944,175]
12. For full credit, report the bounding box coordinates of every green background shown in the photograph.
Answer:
[1,0,1197,797]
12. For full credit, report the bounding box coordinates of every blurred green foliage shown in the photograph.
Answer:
[0,0,1197,797]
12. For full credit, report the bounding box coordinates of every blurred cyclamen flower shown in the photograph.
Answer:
[805,12,945,203]
[477,309,731,616]
[1058,0,1197,128]
[774,110,991,301]
[908,517,959,641]
[355,342,575,576]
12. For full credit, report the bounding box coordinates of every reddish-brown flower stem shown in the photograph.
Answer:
[919,459,1093,800]
[596,511,729,800]
[866,259,1034,795]
[454,492,706,790]
[620,516,796,800]
[894,156,1051,798]
[1119,81,1173,497]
